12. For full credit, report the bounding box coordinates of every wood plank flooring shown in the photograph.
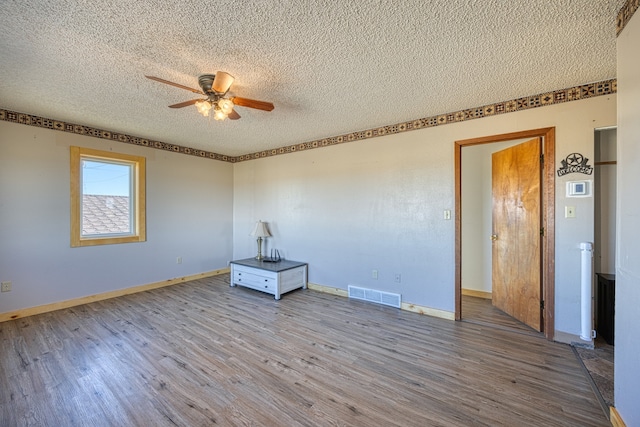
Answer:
[0,275,608,426]
[461,295,542,337]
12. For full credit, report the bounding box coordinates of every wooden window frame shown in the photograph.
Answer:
[70,146,146,247]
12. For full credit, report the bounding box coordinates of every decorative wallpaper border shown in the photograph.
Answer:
[0,79,617,163]
[0,109,232,162]
[617,0,639,36]
[235,79,617,162]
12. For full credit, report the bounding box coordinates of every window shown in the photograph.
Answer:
[70,146,146,247]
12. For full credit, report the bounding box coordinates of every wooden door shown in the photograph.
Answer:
[492,138,542,331]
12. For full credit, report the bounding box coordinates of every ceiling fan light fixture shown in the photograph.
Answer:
[213,106,227,121]
[146,72,273,121]
[218,98,234,115]
[195,100,212,117]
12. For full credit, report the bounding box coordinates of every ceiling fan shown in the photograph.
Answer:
[145,72,274,121]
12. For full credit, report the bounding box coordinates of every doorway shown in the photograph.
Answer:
[454,127,556,341]
[578,127,616,408]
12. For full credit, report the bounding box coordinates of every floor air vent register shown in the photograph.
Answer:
[348,285,401,308]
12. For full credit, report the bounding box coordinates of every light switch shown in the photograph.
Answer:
[444,210,451,220]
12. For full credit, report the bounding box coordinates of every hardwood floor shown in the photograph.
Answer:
[461,295,542,337]
[1,275,608,426]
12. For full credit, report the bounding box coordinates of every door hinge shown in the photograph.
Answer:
[540,154,544,163]
[540,300,545,310]
[540,227,545,236]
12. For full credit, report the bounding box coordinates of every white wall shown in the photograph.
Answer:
[234,95,616,340]
[0,121,234,313]
[615,10,640,425]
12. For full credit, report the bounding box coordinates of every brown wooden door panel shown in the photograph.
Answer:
[492,138,542,331]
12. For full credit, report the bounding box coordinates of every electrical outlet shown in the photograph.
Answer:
[394,274,401,283]
[176,257,182,264]
[1,281,11,292]
[372,270,378,279]
[565,206,576,218]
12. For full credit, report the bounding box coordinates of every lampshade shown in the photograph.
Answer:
[212,71,235,94]
[250,220,271,238]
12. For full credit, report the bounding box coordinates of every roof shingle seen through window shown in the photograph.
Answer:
[82,195,130,235]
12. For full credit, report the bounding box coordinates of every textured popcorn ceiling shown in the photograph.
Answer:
[0,0,626,157]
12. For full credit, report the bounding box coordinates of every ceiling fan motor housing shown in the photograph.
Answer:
[198,74,217,94]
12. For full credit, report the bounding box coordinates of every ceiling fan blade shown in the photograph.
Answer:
[212,71,235,94]
[228,110,241,120]
[145,75,203,94]
[231,97,275,112]
[168,99,201,108]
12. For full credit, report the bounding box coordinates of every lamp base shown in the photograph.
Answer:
[255,237,264,260]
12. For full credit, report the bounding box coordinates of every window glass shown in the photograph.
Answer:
[81,159,133,236]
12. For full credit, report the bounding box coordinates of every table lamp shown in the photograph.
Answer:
[250,220,271,260]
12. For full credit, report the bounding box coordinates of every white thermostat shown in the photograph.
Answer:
[566,180,592,197]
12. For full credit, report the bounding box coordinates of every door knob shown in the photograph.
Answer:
[490,234,498,241]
